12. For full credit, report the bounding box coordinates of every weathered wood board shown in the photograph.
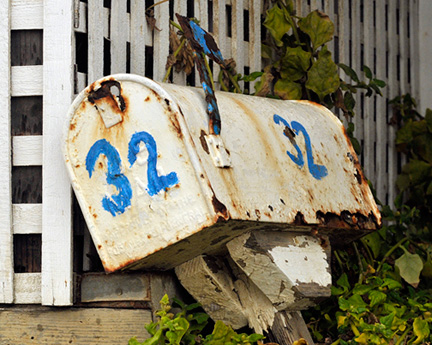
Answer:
[0,307,151,344]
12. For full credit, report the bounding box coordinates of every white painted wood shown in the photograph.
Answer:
[248,0,261,90]
[42,0,74,306]
[194,0,209,86]
[12,135,43,166]
[350,0,364,146]
[14,273,41,304]
[213,0,226,89]
[324,0,335,56]
[362,0,375,183]
[130,0,146,76]
[338,0,350,80]
[0,0,13,304]
[232,0,244,89]
[76,72,87,94]
[409,0,419,102]
[11,65,43,96]
[173,1,187,85]
[11,0,43,30]
[110,0,128,74]
[153,0,169,81]
[375,0,388,204]
[13,204,42,235]
[175,256,248,329]
[387,0,398,204]
[88,0,104,83]
[74,1,87,33]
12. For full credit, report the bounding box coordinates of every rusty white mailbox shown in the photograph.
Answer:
[63,74,381,273]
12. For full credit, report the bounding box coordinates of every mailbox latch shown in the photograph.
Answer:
[205,134,231,168]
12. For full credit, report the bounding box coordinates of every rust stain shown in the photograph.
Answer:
[199,130,210,154]
[88,79,127,114]
[70,123,76,131]
[147,235,151,239]
[144,96,151,102]
[97,244,102,250]
[211,194,229,220]
[93,213,97,219]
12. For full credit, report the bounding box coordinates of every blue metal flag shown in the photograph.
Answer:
[176,14,225,135]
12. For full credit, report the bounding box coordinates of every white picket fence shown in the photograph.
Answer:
[0,0,427,306]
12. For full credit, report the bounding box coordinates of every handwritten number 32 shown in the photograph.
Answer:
[273,114,328,180]
[86,132,179,217]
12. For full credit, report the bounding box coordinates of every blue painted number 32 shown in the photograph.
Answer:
[273,114,328,180]
[86,131,179,217]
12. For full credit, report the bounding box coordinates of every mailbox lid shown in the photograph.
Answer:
[162,83,381,233]
[64,75,221,272]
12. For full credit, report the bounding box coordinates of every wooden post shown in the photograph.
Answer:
[42,0,74,306]
[0,0,13,304]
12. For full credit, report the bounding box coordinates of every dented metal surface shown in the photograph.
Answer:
[64,74,381,272]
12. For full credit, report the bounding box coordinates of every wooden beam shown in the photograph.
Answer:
[227,231,331,311]
[0,306,151,344]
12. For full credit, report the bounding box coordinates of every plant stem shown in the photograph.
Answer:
[334,250,344,271]
[169,20,182,32]
[376,237,409,273]
[227,72,242,93]
[360,237,375,265]
[330,339,341,345]
[395,326,411,345]
[162,38,186,83]
[353,241,364,283]
[203,53,215,90]
[218,71,230,92]
[146,0,170,12]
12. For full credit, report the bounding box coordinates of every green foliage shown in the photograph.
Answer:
[256,0,385,121]
[129,295,264,345]
[304,98,432,344]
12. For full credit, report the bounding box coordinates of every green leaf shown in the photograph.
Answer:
[368,290,387,307]
[339,63,360,82]
[336,273,350,292]
[241,71,263,82]
[344,91,356,112]
[379,313,395,329]
[426,109,432,132]
[298,10,334,51]
[396,120,413,145]
[263,5,291,47]
[339,294,368,313]
[405,159,432,185]
[395,249,424,287]
[306,46,340,100]
[413,317,430,344]
[382,278,402,290]
[166,318,189,345]
[372,78,386,88]
[352,284,373,295]
[274,78,302,100]
[128,337,143,345]
[280,46,311,81]
[362,232,381,258]
[363,65,373,79]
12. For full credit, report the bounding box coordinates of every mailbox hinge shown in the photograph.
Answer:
[205,135,231,168]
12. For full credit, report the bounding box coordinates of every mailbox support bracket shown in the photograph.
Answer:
[204,134,231,168]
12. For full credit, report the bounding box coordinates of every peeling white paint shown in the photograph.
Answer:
[269,236,331,287]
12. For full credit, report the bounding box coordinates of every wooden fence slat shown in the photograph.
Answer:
[387,0,398,204]
[232,0,245,89]
[375,0,388,204]
[351,0,364,146]
[111,0,128,74]
[248,0,261,90]
[362,0,375,183]
[12,135,43,166]
[418,1,432,113]
[130,0,146,76]
[409,0,419,101]
[11,65,43,96]
[14,273,41,304]
[13,204,42,235]
[173,1,187,85]
[194,0,209,86]
[153,1,170,81]
[11,0,43,30]
[213,0,227,89]
[42,0,74,306]
[88,0,104,83]
[0,0,13,304]
[324,0,335,56]
[74,1,87,34]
